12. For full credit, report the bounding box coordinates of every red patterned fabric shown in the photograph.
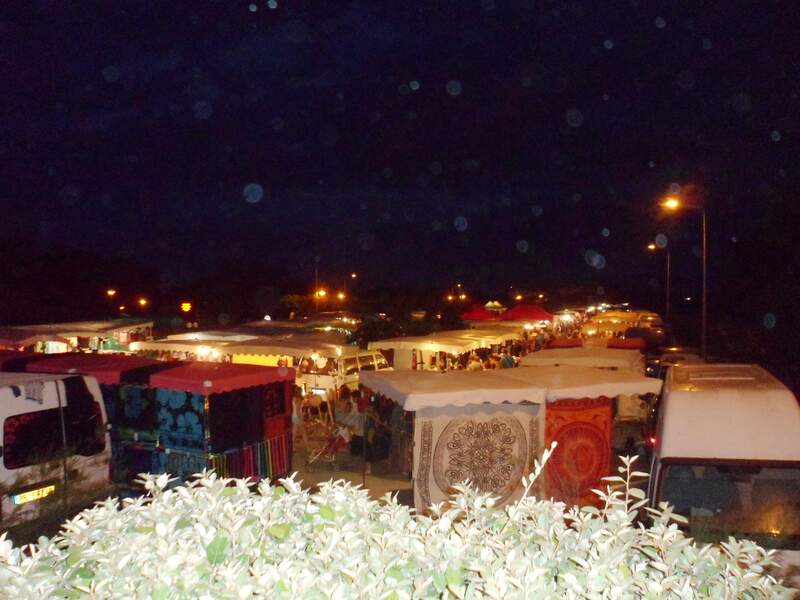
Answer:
[544,397,612,506]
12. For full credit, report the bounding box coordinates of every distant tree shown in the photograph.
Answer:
[280,294,313,317]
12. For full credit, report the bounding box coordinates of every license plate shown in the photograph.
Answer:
[12,484,56,505]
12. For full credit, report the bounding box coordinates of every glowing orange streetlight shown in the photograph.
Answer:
[658,192,708,358]
[514,294,523,301]
[337,292,346,301]
[661,197,681,211]
[138,297,149,307]
[118,305,126,311]
[315,289,327,298]
[350,272,357,279]
[458,293,467,301]
[446,295,454,302]
[537,293,544,299]
[646,242,671,317]
[106,288,117,298]
[180,301,193,313]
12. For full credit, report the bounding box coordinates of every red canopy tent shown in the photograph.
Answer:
[150,361,295,394]
[0,350,40,371]
[20,353,174,385]
[461,305,500,321]
[500,304,553,322]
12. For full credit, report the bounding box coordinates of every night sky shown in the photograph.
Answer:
[1,1,798,326]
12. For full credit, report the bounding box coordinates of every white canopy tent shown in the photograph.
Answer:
[519,347,645,373]
[360,365,662,511]
[359,369,546,411]
[368,326,523,370]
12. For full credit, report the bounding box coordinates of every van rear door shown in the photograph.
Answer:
[0,380,68,527]
[60,376,112,504]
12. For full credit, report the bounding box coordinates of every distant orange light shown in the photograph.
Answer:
[647,243,657,251]
[446,295,454,301]
[138,298,148,307]
[180,302,192,313]
[106,288,117,297]
[538,293,544,299]
[661,197,681,210]
[316,289,327,298]
[458,293,467,301]
[514,294,523,301]
[648,436,656,445]
[350,272,357,279]
[118,305,126,311]
[337,292,346,300]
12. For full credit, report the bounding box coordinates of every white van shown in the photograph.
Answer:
[297,347,392,398]
[648,364,800,589]
[0,373,112,528]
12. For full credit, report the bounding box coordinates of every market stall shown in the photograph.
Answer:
[360,365,661,511]
[499,304,553,322]
[360,369,546,510]
[460,305,500,321]
[368,327,521,371]
[519,346,645,373]
[148,362,295,482]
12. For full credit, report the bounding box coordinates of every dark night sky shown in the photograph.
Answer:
[1,1,798,308]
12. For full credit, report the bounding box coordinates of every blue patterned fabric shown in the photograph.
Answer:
[157,389,205,451]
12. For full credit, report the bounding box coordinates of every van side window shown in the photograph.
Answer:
[375,354,390,370]
[343,357,359,376]
[3,409,64,469]
[63,376,106,457]
[358,355,376,371]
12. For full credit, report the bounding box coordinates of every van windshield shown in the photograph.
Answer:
[298,357,337,376]
[659,462,800,550]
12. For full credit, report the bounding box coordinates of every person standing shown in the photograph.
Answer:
[466,354,483,371]
[500,349,515,369]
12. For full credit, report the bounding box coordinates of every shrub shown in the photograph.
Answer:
[0,449,791,599]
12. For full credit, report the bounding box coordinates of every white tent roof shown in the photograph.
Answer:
[132,332,355,359]
[368,327,520,355]
[519,347,644,373]
[360,365,661,411]
[659,364,800,461]
[359,369,546,410]
[499,366,662,401]
[11,319,153,338]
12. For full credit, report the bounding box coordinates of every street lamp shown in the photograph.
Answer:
[337,291,346,301]
[646,242,671,318]
[350,272,357,279]
[660,195,708,358]
[138,297,149,307]
[106,288,117,298]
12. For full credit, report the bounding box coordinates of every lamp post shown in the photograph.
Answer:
[660,196,708,359]
[646,243,671,318]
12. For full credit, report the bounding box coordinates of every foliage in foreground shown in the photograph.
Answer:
[0,450,791,599]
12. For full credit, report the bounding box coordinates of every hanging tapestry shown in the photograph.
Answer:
[544,397,612,507]
[156,389,205,451]
[413,403,543,512]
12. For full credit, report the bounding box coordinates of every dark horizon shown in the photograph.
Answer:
[1,1,798,361]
